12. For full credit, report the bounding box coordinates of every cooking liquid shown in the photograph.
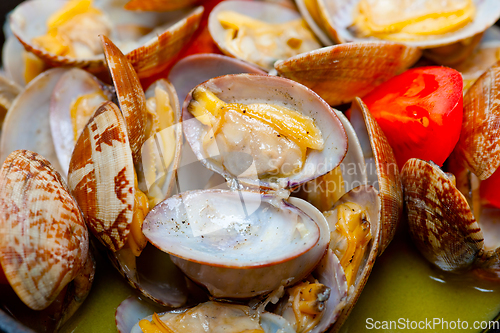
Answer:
[341,226,500,333]
[55,227,500,332]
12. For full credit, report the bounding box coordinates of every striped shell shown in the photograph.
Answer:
[275,41,422,106]
[349,97,402,255]
[453,60,500,180]
[0,150,89,310]
[402,158,483,271]
[68,101,134,252]
[101,35,147,165]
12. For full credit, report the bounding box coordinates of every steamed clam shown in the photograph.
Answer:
[0,149,94,332]
[402,58,500,280]
[66,36,186,307]
[7,0,204,83]
[206,0,422,106]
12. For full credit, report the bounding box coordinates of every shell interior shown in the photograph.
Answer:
[49,68,112,177]
[143,189,320,268]
[182,73,348,190]
[318,0,500,48]
[0,67,67,175]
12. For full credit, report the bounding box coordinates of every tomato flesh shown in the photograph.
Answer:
[361,66,463,169]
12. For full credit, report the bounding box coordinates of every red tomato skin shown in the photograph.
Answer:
[361,66,463,169]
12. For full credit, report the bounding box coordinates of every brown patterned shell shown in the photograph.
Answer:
[0,150,88,310]
[275,42,422,106]
[453,60,500,180]
[101,35,147,166]
[126,7,203,79]
[68,101,135,252]
[402,158,484,272]
[350,98,403,255]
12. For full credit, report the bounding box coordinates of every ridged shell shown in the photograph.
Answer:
[182,73,348,190]
[68,101,134,252]
[349,97,402,255]
[101,35,147,165]
[275,42,422,106]
[316,0,500,48]
[0,150,89,310]
[401,158,483,271]
[453,60,500,180]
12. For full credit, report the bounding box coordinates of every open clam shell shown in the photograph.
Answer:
[402,158,484,272]
[293,109,367,212]
[143,190,330,298]
[0,150,91,312]
[275,41,422,106]
[349,97,403,255]
[49,67,113,176]
[315,0,500,48]
[208,0,321,71]
[101,35,147,165]
[126,300,295,333]
[0,68,67,172]
[168,53,267,105]
[453,59,500,181]
[182,73,348,190]
[9,0,203,78]
[323,184,381,331]
[68,100,186,306]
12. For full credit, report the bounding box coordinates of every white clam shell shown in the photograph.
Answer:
[182,73,348,190]
[316,0,500,48]
[143,190,330,298]
[0,68,67,172]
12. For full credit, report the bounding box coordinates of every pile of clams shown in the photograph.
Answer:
[2,0,500,332]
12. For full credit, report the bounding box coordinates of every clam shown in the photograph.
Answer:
[182,73,348,190]
[348,97,403,255]
[208,0,322,71]
[0,149,94,332]
[7,0,203,79]
[143,190,330,298]
[67,37,185,307]
[309,0,500,49]
[207,1,421,106]
[453,59,500,181]
[401,158,494,275]
[0,68,68,174]
[274,41,422,107]
[322,184,380,331]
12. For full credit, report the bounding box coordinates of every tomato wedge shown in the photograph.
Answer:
[361,66,463,169]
